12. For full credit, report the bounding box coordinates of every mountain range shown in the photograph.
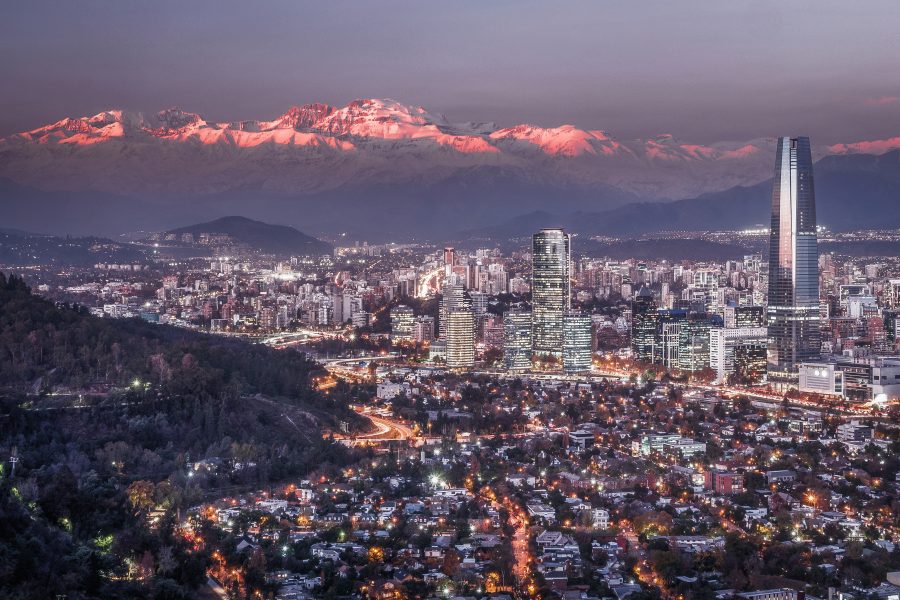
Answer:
[462,148,900,239]
[1,98,899,239]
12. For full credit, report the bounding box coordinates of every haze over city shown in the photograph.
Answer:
[0,3,898,600]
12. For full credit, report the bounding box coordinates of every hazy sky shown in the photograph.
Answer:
[2,0,899,143]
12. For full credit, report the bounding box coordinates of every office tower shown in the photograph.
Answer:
[631,286,657,363]
[480,314,504,349]
[390,305,415,341]
[443,247,455,280]
[885,310,900,344]
[767,136,821,384]
[439,283,468,339]
[678,317,714,373]
[563,311,592,373]
[503,310,532,371]
[315,299,332,326]
[446,309,475,370]
[343,294,364,325]
[725,305,766,328]
[733,343,768,384]
[469,291,489,316]
[489,265,509,295]
[532,229,570,359]
[655,309,688,367]
[887,279,900,309]
[332,293,344,325]
[412,315,435,343]
[710,326,768,384]
[351,312,371,328]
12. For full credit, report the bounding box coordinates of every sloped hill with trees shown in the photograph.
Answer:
[0,273,359,598]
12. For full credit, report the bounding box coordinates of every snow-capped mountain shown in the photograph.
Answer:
[2,98,899,214]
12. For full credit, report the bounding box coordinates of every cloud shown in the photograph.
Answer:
[864,96,899,106]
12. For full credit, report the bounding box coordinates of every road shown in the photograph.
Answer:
[337,409,417,445]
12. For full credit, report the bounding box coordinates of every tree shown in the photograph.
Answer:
[127,480,156,515]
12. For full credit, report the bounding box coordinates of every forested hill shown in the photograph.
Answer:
[0,273,359,599]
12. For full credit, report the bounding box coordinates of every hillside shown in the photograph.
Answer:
[0,274,357,598]
[166,215,332,256]
[577,238,750,261]
[0,231,146,266]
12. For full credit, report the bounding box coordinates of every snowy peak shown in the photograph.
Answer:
[490,124,623,157]
[1,98,897,201]
[146,108,205,135]
[271,103,336,130]
[311,98,446,138]
[3,99,896,163]
[828,136,900,155]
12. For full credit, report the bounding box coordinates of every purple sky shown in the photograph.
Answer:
[2,0,899,143]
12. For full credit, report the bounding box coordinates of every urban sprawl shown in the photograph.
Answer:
[5,137,899,600]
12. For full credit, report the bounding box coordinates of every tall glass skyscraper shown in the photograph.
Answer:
[766,136,820,384]
[631,286,657,363]
[532,229,570,358]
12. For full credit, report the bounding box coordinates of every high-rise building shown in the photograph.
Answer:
[412,315,435,343]
[710,326,768,384]
[469,291,489,315]
[503,310,532,371]
[446,309,475,370]
[390,305,415,341]
[677,317,714,373]
[439,283,468,339]
[631,287,657,363]
[563,311,592,373]
[884,309,900,343]
[767,136,821,384]
[887,279,900,309]
[733,343,768,384]
[480,314,504,349]
[655,309,688,367]
[725,305,766,328]
[532,229,570,359]
[443,247,455,281]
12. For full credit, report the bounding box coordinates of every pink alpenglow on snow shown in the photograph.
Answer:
[828,136,900,155]
[1,98,898,199]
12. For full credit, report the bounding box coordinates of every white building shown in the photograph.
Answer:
[591,508,610,529]
[798,362,844,397]
[390,305,415,341]
[709,326,767,383]
[446,309,475,370]
[412,315,435,343]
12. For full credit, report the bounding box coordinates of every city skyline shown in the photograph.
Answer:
[1,4,898,600]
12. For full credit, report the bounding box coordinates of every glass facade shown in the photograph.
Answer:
[503,309,532,371]
[767,136,821,382]
[654,309,687,366]
[532,229,570,358]
[677,317,714,373]
[563,311,592,373]
[631,286,657,363]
